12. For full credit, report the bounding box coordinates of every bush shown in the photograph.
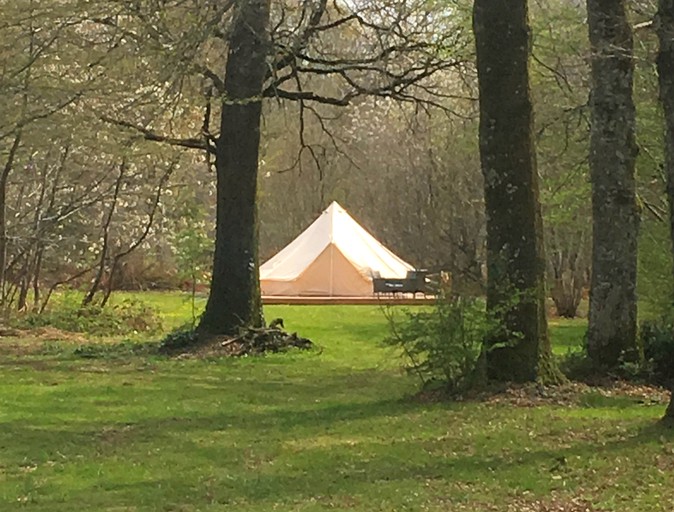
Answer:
[559,318,674,384]
[640,316,674,385]
[384,295,490,392]
[557,348,595,382]
[13,293,163,336]
[159,324,200,353]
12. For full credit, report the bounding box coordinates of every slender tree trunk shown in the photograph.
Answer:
[657,0,674,420]
[17,257,30,311]
[198,0,270,336]
[83,161,125,307]
[586,0,640,369]
[32,246,43,312]
[473,0,557,382]
[0,133,22,304]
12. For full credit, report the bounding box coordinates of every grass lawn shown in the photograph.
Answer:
[0,293,672,511]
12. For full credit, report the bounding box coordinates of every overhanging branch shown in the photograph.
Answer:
[100,115,214,153]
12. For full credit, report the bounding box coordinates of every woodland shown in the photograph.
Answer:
[3,1,674,509]
[2,4,672,358]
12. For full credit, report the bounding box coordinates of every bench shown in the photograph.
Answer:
[372,270,428,296]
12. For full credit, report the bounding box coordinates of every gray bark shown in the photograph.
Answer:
[586,0,640,369]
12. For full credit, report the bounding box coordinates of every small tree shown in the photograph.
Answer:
[172,204,213,326]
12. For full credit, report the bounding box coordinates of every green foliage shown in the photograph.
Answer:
[558,320,674,384]
[640,315,674,385]
[12,293,162,336]
[159,324,200,353]
[557,348,596,382]
[170,196,213,325]
[172,212,213,284]
[638,221,674,320]
[384,296,491,392]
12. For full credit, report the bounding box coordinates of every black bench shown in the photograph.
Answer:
[373,270,428,296]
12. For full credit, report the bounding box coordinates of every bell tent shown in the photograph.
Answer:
[260,201,413,297]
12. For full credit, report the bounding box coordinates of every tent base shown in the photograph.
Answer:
[262,295,437,306]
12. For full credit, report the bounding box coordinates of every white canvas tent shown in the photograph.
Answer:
[260,201,414,297]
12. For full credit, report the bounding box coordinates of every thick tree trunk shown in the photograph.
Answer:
[198,0,270,335]
[473,0,557,382]
[657,0,674,420]
[586,0,640,369]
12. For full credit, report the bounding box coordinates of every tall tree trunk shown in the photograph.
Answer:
[473,0,557,382]
[657,0,674,420]
[198,0,270,336]
[586,0,640,369]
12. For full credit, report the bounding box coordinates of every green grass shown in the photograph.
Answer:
[0,294,671,511]
[549,317,587,355]
[109,291,588,356]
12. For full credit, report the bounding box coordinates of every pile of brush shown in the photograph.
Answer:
[218,318,313,356]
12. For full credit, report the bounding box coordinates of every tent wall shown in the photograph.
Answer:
[261,245,372,296]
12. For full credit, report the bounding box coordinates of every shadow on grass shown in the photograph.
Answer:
[4,412,673,510]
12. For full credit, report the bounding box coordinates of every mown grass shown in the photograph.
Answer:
[109,291,587,355]
[0,293,671,511]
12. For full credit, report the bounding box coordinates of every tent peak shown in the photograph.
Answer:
[325,200,344,212]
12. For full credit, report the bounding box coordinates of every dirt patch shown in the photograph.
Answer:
[31,327,88,342]
[0,327,89,357]
[416,381,669,408]
[0,357,54,370]
[500,495,609,512]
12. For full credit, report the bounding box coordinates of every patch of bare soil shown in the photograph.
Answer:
[500,495,609,512]
[28,327,89,343]
[417,381,669,408]
[0,326,88,356]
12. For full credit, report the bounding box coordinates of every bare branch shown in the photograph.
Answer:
[100,116,213,153]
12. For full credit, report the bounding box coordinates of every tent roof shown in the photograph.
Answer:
[260,201,413,281]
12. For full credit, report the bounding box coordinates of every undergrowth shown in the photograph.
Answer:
[73,340,160,359]
[11,293,163,337]
[383,294,490,393]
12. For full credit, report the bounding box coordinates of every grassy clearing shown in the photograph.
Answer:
[108,291,588,355]
[0,294,671,511]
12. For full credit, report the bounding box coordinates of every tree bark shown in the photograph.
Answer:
[657,0,674,420]
[586,0,640,369]
[473,0,557,382]
[0,132,22,304]
[198,0,270,336]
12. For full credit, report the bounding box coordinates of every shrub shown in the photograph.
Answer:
[384,295,491,392]
[12,293,162,336]
[559,319,673,384]
[159,324,200,353]
[558,348,595,382]
[640,316,674,385]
